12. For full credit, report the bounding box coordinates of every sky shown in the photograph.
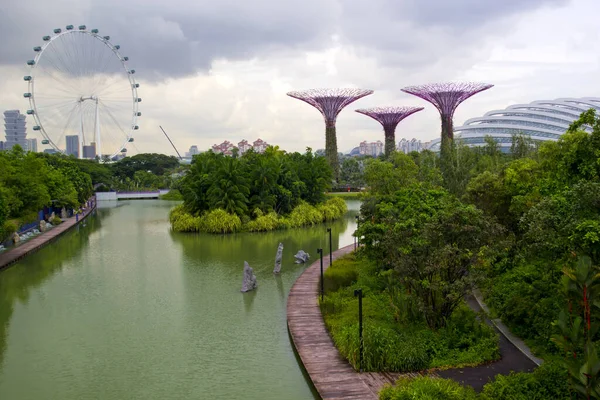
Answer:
[0,0,598,156]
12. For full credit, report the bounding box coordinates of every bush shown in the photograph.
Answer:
[172,213,202,232]
[1,220,18,241]
[95,184,111,192]
[50,216,62,225]
[323,257,359,292]
[246,212,279,232]
[199,209,242,234]
[480,361,569,400]
[379,377,477,400]
[287,201,324,227]
[159,189,184,201]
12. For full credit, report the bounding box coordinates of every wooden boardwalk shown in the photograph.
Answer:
[0,198,97,271]
[287,244,403,400]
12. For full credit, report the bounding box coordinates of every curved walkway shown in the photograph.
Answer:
[0,198,97,271]
[287,244,544,398]
[287,245,415,399]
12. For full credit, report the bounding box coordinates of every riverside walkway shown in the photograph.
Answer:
[287,243,540,398]
[0,198,97,271]
[287,244,421,399]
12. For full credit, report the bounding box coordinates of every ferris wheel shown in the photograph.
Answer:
[23,25,141,160]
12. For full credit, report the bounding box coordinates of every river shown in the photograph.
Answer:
[0,199,359,399]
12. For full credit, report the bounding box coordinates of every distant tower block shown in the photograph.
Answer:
[356,106,424,157]
[401,82,493,145]
[287,88,373,179]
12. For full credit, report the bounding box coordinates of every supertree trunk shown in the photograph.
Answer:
[325,124,339,180]
[383,126,396,157]
[441,115,454,142]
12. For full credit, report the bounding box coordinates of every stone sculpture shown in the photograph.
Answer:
[61,207,68,219]
[241,261,258,292]
[273,242,284,274]
[39,220,47,232]
[294,250,310,264]
[12,233,20,244]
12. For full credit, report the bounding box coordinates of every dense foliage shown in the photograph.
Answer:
[0,146,92,240]
[380,377,478,400]
[321,254,499,372]
[170,147,344,233]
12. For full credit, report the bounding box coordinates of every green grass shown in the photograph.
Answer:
[320,254,500,373]
[326,192,363,200]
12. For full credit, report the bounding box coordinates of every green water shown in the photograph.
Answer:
[0,199,359,400]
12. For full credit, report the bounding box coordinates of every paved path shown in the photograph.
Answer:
[0,199,96,271]
[287,244,543,397]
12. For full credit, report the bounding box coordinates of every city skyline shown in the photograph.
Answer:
[0,1,597,156]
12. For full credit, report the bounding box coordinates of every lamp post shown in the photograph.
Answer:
[317,248,324,302]
[355,215,359,247]
[354,288,363,372]
[327,227,332,266]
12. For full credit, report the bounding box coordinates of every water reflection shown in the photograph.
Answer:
[0,214,102,373]
[0,199,360,400]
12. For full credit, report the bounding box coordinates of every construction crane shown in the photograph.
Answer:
[159,125,183,160]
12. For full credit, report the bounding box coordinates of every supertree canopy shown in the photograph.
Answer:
[401,82,493,144]
[287,88,373,179]
[355,106,424,157]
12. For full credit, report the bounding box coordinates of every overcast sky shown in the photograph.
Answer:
[0,0,597,156]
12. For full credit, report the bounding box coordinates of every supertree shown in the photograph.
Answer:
[287,88,373,179]
[355,106,424,157]
[401,82,493,144]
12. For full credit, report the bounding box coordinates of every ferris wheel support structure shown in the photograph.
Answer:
[23,25,140,159]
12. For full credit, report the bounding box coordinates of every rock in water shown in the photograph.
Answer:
[294,250,310,264]
[241,261,258,292]
[273,242,284,274]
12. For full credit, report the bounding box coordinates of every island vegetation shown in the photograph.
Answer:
[169,147,347,234]
[319,110,600,399]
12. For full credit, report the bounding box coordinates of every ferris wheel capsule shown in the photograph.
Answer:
[25,25,140,160]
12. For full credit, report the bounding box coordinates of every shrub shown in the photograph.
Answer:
[1,220,18,241]
[246,212,280,232]
[323,258,359,292]
[172,213,202,232]
[50,216,62,225]
[379,377,477,400]
[287,201,324,227]
[159,189,183,200]
[334,322,431,372]
[199,209,242,234]
[480,361,569,400]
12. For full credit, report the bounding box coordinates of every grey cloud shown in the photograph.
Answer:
[0,0,569,79]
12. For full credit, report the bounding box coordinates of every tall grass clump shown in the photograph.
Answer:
[200,209,242,234]
[246,211,279,232]
[379,377,477,400]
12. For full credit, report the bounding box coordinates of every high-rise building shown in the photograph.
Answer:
[238,140,252,155]
[26,138,38,153]
[66,135,79,157]
[4,110,27,151]
[359,140,384,157]
[252,138,268,153]
[397,138,423,154]
[189,145,199,156]
[83,142,96,159]
[0,141,4,151]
